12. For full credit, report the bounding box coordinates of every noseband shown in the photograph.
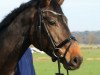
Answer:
[37,7,77,75]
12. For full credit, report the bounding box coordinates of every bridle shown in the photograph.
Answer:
[36,7,77,75]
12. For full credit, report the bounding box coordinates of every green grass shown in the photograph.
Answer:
[33,48,100,75]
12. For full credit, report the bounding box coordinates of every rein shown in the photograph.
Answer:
[37,5,76,75]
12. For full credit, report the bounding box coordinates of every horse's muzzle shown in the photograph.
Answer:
[63,56,83,70]
[70,56,83,70]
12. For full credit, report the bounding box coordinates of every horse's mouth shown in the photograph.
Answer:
[63,63,81,70]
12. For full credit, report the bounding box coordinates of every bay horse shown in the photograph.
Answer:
[0,0,83,75]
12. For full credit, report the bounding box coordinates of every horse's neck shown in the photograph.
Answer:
[0,7,36,75]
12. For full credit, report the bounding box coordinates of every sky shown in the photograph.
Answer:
[0,0,100,31]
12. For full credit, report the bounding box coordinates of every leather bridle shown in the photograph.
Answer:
[37,7,77,75]
[37,8,77,61]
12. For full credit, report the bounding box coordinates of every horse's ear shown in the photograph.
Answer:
[57,0,64,5]
[46,0,51,6]
[40,0,51,7]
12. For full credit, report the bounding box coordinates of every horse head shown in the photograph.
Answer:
[30,0,83,70]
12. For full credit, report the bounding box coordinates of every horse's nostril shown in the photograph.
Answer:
[72,57,78,65]
[73,57,78,64]
[71,56,83,67]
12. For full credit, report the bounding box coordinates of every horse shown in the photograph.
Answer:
[0,0,83,75]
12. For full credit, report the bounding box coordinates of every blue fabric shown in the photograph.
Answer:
[16,48,36,75]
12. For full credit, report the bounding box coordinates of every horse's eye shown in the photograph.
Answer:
[44,17,56,25]
[49,20,56,25]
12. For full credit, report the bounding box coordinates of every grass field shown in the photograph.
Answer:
[33,48,100,75]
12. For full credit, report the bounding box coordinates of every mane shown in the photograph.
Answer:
[0,0,36,31]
